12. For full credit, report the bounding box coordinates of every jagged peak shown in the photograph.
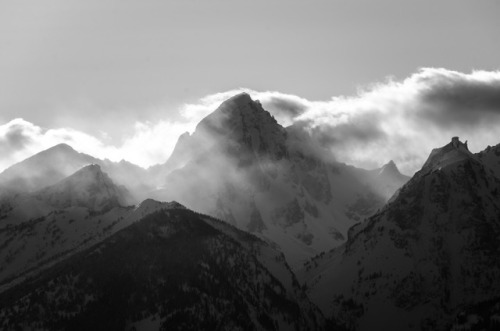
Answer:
[421,137,476,172]
[191,92,287,158]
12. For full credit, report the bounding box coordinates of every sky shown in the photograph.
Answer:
[1,0,500,174]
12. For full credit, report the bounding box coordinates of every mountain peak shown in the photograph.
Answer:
[421,136,475,172]
[191,93,287,159]
[46,143,76,153]
[378,160,399,176]
[226,92,253,105]
[0,143,99,193]
[39,164,130,211]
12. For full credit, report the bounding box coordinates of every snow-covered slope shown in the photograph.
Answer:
[0,206,324,330]
[0,167,168,288]
[152,93,408,268]
[301,137,500,330]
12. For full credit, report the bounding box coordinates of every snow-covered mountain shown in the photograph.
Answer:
[0,143,150,201]
[301,137,500,330]
[38,164,133,212]
[0,203,325,330]
[151,93,409,268]
[0,94,409,272]
[0,143,97,193]
[0,165,143,287]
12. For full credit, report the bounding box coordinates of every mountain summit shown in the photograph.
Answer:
[153,93,409,268]
[39,164,132,212]
[303,137,500,330]
[421,136,475,172]
[195,92,287,159]
[0,143,98,193]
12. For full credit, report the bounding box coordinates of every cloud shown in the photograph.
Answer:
[0,118,190,172]
[285,68,500,174]
[195,68,500,175]
[2,68,500,175]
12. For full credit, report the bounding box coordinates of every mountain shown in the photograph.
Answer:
[0,205,324,330]
[0,144,98,193]
[152,93,409,268]
[301,137,500,330]
[0,165,140,286]
[369,160,410,200]
[0,143,151,201]
[38,164,133,212]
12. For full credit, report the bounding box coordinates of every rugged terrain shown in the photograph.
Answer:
[0,204,324,330]
[152,93,409,267]
[301,138,500,330]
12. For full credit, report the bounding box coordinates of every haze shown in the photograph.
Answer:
[1,0,499,174]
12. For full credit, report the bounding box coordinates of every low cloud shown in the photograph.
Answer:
[0,118,189,172]
[2,68,500,175]
[233,68,500,175]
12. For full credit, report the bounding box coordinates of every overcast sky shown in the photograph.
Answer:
[1,0,500,174]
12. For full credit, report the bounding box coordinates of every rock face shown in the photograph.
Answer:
[0,206,324,330]
[301,137,500,330]
[152,93,408,268]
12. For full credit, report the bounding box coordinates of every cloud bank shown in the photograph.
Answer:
[0,118,189,171]
[2,68,500,175]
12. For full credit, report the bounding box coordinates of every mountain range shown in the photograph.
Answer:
[1,93,499,330]
[0,93,409,270]
[300,137,500,330]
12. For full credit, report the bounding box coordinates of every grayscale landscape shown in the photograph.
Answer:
[1,1,499,330]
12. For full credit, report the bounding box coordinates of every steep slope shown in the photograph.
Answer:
[0,143,150,201]
[152,93,408,268]
[301,137,500,330]
[0,207,324,330]
[0,166,143,286]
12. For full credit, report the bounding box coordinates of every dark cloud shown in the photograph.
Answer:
[0,120,34,154]
[264,96,307,117]
[8,124,35,146]
[417,70,500,127]
[299,114,386,150]
[259,95,308,126]
[269,68,500,174]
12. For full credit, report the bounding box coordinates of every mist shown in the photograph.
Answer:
[3,68,500,176]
